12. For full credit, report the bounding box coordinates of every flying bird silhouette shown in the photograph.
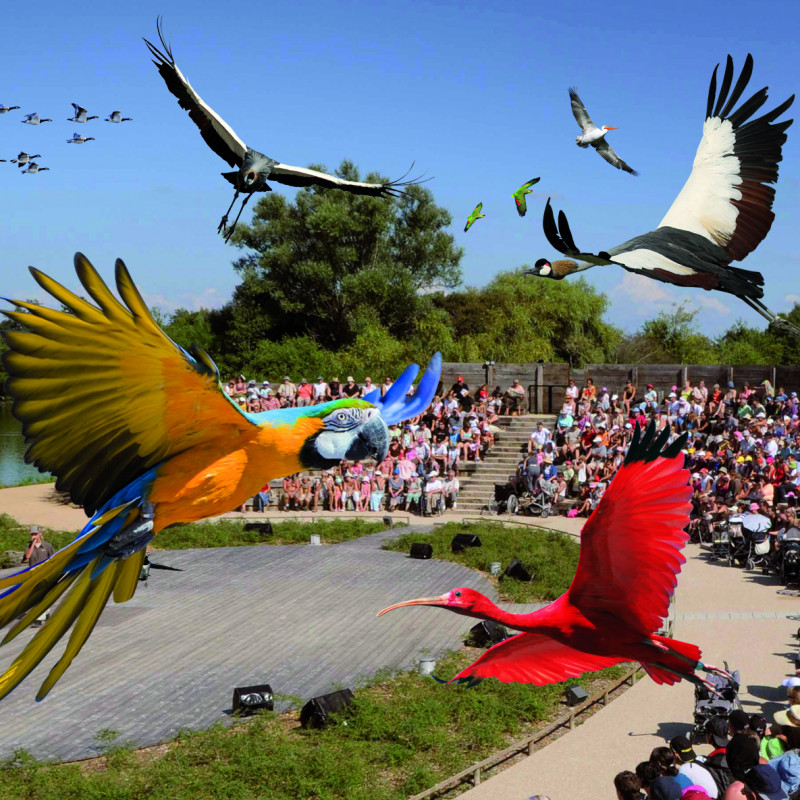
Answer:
[380,423,730,690]
[21,113,52,125]
[0,105,21,114]
[21,162,49,174]
[0,253,442,701]
[143,18,427,242]
[105,110,132,123]
[569,88,637,175]
[529,55,795,335]
[464,203,485,232]
[66,133,95,144]
[11,153,41,168]
[68,103,98,123]
[512,178,540,217]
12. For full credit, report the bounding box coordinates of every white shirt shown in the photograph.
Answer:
[565,384,579,399]
[531,427,551,448]
[678,762,718,798]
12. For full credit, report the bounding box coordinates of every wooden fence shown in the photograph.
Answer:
[441,362,800,414]
[408,666,643,800]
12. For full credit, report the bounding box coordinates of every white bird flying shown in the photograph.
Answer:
[529,55,795,335]
[569,88,637,175]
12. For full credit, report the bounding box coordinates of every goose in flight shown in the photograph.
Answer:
[569,88,637,175]
[0,105,21,114]
[529,55,795,335]
[143,18,426,242]
[21,113,52,125]
[11,152,41,167]
[21,162,49,174]
[66,133,95,144]
[68,103,98,123]
[105,110,132,123]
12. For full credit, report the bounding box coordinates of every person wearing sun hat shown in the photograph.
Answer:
[774,704,800,729]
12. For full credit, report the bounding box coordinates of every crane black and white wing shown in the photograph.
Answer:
[143,18,246,168]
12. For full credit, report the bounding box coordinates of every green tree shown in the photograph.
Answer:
[225,160,462,358]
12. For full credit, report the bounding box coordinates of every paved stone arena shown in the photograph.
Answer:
[0,527,521,762]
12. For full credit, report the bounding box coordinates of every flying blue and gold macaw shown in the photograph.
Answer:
[0,253,442,701]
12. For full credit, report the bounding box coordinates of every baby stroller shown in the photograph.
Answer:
[711,520,730,560]
[691,662,742,744]
[778,526,800,586]
[525,476,557,519]
[726,520,748,567]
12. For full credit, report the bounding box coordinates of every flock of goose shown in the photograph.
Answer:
[0,103,132,173]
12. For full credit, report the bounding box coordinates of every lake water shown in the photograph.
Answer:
[0,403,52,486]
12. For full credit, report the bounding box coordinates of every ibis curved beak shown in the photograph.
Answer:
[377,592,450,617]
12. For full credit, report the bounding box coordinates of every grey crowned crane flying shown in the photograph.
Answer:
[68,103,98,123]
[11,153,40,167]
[570,88,638,175]
[143,19,427,242]
[66,133,95,144]
[105,110,132,123]
[529,55,796,335]
[0,105,21,114]
[21,113,51,125]
[21,162,49,174]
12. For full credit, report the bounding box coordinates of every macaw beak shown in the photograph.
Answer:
[345,410,389,462]
[377,593,450,616]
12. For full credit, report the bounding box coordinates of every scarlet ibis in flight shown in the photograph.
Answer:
[512,178,540,217]
[569,88,638,175]
[142,18,427,242]
[380,422,728,691]
[529,55,796,336]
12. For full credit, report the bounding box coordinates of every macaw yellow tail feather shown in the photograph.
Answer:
[0,553,137,702]
[0,499,146,701]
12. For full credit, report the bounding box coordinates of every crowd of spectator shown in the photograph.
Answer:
[234,373,530,515]
[516,377,800,538]
[613,682,800,799]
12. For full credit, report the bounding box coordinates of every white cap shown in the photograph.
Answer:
[782,677,800,687]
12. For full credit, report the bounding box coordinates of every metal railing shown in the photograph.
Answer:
[408,666,643,800]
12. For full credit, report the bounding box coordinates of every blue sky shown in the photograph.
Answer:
[1,0,798,336]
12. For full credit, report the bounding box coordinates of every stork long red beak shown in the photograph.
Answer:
[377,593,450,616]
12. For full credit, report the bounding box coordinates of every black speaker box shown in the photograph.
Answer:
[468,620,509,648]
[565,685,589,707]
[504,557,532,582]
[451,534,482,553]
[300,688,355,729]
[244,522,273,538]
[410,542,434,559]
[232,683,274,716]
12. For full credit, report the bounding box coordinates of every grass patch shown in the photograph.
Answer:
[156,518,401,550]
[0,475,56,489]
[0,648,629,800]
[383,521,580,604]
[0,515,399,565]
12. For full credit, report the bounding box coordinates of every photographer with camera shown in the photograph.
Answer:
[23,525,54,567]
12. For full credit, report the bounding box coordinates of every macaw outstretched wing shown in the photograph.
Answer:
[1,253,255,516]
[362,352,441,425]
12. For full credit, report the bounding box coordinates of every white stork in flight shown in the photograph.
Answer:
[143,18,426,242]
[528,55,796,335]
